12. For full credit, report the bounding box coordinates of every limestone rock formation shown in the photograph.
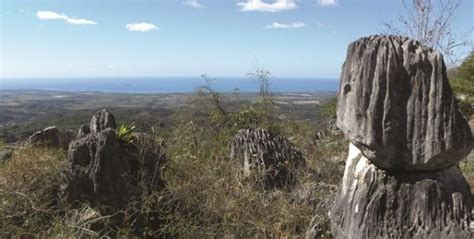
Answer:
[307,35,473,239]
[90,109,116,134]
[59,129,75,149]
[329,144,472,239]
[61,110,166,214]
[230,128,305,187]
[77,124,91,138]
[28,126,60,147]
[336,35,472,171]
[28,126,75,149]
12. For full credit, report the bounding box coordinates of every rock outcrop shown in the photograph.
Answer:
[77,124,91,138]
[230,128,305,187]
[28,126,60,147]
[61,109,166,214]
[28,126,75,149]
[90,109,116,134]
[336,35,472,171]
[307,35,473,239]
[329,144,472,238]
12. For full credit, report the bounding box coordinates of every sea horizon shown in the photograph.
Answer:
[0,77,339,93]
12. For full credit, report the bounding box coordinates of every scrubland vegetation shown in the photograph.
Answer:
[0,52,472,237]
[0,74,346,238]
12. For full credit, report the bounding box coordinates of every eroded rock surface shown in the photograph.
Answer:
[336,35,472,171]
[77,124,91,138]
[329,144,472,239]
[90,109,116,134]
[28,126,60,147]
[61,110,166,214]
[307,35,474,239]
[230,128,305,187]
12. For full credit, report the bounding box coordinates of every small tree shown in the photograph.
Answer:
[196,74,228,120]
[385,0,472,66]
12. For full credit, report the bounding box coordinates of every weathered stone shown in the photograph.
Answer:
[90,109,116,134]
[59,129,75,149]
[77,124,91,138]
[327,143,472,239]
[62,129,133,214]
[61,110,166,214]
[28,126,60,147]
[336,35,472,171]
[230,128,305,187]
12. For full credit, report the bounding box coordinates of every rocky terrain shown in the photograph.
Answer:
[0,35,472,238]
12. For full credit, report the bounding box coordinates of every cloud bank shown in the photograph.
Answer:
[266,21,306,29]
[237,0,297,12]
[36,11,96,25]
[125,22,159,32]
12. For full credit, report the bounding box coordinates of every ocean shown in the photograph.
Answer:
[0,77,339,93]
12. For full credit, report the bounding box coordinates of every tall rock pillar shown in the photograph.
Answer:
[313,35,473,238]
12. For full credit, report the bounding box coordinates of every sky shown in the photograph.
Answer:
[0,0,472,79]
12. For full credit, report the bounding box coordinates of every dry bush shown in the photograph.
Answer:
[0,146,65,236]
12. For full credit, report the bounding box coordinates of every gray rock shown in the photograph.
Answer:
[28,126,60,147]
[77,124,91,138]
[230,128,305,188]
[61,111,166,214]
[90,109,116,134]
[62,129,132,214]
[327,144,472,239]
[336,35,472,171]
[59,129,75,149]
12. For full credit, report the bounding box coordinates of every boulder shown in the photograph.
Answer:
[336,35,472,171]
[90,109,116,134]
[61,110,166,214]
[230,128,305,187]
[28,126,60,147]
[328,143,472,239]
[62,128,135,214]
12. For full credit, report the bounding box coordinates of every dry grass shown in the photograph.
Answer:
[0,146,65,237]
[0,117,346,238]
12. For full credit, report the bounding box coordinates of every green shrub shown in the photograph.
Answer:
[449,52,474,117]
[117,123,136,144]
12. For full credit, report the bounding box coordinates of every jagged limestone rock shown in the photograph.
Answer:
[90,109,116,134]
[328,144,472,239]
[77,124,91,138]
[314,35,474,239]
[28,126,60,147]
[61,110,166,214]
[230,128,305,187]
[336,35,472,171]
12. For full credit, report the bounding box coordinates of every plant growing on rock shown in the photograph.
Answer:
[117,123,136,144]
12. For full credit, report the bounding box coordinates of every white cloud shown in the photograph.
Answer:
[125,22,159,32]
[266,21,306,29]
[66,18,97,25]
[237,0,297,12]
[317,0,337,6]
[183,0,203,8]
[36,11,96,25]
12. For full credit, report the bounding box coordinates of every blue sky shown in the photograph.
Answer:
[0,0,472,79]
